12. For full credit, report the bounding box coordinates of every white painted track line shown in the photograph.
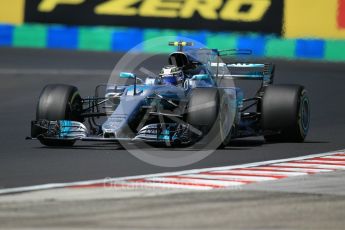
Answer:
[273,162,345,169]
[248,166,334,173]
[297,159,345,165]
[187,173,278,181]
[215,169,307,176]
[319,156,345,159]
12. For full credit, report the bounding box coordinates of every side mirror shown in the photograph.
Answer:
[191,74,209,80]
[120,72,136,79]
[119,72,142,95]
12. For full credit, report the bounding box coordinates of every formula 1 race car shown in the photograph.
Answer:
[28,41,310,148]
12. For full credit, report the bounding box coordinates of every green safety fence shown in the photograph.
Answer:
[1,23,345,61]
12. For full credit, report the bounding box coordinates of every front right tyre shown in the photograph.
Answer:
[187,88,232,149]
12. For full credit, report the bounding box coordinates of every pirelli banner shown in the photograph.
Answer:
[1,0,284,35]
[1,0,345,39]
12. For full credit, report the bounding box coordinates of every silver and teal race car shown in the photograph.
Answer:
[28,41,310,148]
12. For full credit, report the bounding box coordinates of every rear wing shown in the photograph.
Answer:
[211,62,275,86]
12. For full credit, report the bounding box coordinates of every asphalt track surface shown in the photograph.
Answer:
[0,47,344,189]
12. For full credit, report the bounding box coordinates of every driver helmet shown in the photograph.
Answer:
[159,65,184,86]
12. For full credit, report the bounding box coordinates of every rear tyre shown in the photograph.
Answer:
[262,85,310,142]
[35,84,83,147]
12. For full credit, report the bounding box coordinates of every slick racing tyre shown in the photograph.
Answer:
[262,84,310,142]
[187,88,231,149]
[35,84,83,146]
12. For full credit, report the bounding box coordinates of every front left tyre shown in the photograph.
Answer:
[34,84,83,146]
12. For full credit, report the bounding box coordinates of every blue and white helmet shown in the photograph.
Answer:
[159,65,183,86]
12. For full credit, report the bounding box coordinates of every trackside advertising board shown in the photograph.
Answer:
[1,0,345,39]
[23,0,284,35]
[284,0,345,39]
[0,0,25,25]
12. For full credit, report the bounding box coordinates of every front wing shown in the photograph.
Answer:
[29,120,198,145]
